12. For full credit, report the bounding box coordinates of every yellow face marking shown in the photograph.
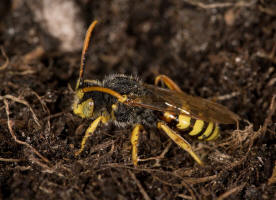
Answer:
[198,122,214,140]
[206,126,220,141]
[189,120,204,136]
[73,90,84,117]
[176,114,191,130]
[73,94,94,119]
[73,104,85,118]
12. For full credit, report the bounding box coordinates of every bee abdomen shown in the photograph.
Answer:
[176,114,220,141]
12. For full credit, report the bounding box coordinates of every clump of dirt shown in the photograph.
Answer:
[0,0,275,199]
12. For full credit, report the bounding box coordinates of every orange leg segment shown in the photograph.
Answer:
[154,75,183,92]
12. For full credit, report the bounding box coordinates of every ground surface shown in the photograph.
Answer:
[0,0,276,199]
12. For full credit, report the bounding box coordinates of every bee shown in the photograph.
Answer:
[73,20,240,166]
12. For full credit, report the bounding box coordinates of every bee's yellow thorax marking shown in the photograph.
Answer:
[111,104,118,120]
[101,111,110,123]
[176,114,191,129]
[112,104,118,110]
[189,120,204,136]
[198,122,214,140]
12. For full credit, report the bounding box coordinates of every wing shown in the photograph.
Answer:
[126,84,240,124]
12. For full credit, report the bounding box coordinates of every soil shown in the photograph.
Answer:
[0,0,275,200]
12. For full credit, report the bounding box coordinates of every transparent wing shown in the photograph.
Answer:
[127,84,240,124]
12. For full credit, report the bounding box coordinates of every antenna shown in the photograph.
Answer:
[76,20,98,89]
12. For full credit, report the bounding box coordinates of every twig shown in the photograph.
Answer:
[182,0,256,9]
[27,89,51,131]
[256,43,276,63]
[0,46,9,70]
[151,175,182,187]
[183,175,217,184]
[90,140,114,154]
[128,170,151,200]
[0,94,41,127]
[101,163,200,199]
[14,166,32,171]
[0,118,25,128]
[217,183,246,200]
[0,157,21,162]
[261,95,276,134]
[152,175,197,200]
[258,5,276,16]
[268,161,276,185]
[177,194,193,200]
[29,155,63,176]
[44,112,65,120]
[139,141,172,166]
[3,99,50,163]
[210,92,240,101]
[30,90,49,113]
[23,46,45,63]
[10,70,36,75]
[247,94,276,148]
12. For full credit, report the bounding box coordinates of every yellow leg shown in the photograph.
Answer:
[154,74,183,93]
[75,116,108,156]
[131,124,144,166]
[157,122,204,166]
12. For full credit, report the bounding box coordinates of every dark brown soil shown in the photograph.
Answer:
[0,1,275,200]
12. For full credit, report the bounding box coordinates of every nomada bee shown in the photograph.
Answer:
[73,21,240,166]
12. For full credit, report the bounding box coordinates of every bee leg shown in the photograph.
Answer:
[131,124,144,166]
[154,75,183,92]
[75,116,108,156]
[157,122,204,166]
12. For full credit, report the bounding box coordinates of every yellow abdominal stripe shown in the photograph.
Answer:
[176,115,191,129]
[176,114,220,141]
[206,126,219,141]
[198,122,213,140]
[189,120,204,136]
